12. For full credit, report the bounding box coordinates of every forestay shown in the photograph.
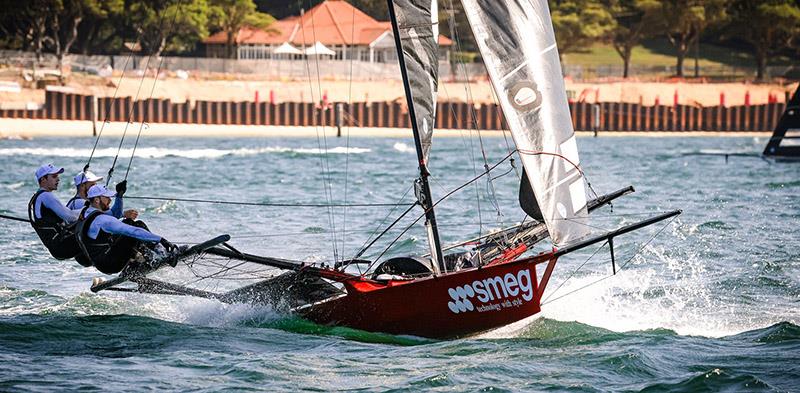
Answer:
[389,0,440,163]
[460,0,589,246]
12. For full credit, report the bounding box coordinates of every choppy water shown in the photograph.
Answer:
[1,134,798,391]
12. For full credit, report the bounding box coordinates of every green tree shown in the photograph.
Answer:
[350,0,389,20]
[128,0,211,56]
[550,0,616,62]
[209,0,275,59]
[439,0,476,54]
[610,0,661,78]
[257,0,388,20]
[0,0,50,61]
[658,0,727,77]
[728,0,800,81]
[48,0,100,78]
[75,0,124,54]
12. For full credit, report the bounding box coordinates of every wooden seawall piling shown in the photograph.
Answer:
[0,91,785,132]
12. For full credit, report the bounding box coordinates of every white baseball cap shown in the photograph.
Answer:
[35,163,64,181]
[87,184,116,199]
[74,171,104,186]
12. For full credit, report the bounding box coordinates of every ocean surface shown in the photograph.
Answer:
[0,133,798,392]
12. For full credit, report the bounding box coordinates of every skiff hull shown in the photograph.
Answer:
[298,254,555,339]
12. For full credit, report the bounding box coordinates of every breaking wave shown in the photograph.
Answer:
[393,142,416,153]
[536,242,794,338]
[0,146,371,159]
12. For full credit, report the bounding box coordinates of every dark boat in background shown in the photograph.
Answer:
[763,85,800,162]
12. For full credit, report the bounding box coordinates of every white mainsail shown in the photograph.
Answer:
[460,0,590,246]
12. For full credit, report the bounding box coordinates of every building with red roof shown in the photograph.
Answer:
[203,0,452,63]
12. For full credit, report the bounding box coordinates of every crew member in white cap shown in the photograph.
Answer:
[28,163,82,259]
[67,171,136,221]
[76,184,177,274]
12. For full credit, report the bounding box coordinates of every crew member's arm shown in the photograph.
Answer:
[110,181,126,218]
[92,215,161,242]
[109,195,123,218]
[39,192,79,223]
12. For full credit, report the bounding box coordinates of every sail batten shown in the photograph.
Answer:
[461,0,590,246]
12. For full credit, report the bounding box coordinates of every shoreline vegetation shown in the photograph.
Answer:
[0,118,771,139]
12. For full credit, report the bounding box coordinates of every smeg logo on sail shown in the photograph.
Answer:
[447,269,535,314]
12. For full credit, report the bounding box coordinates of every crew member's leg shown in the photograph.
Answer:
[122,218,149,231]
[93,237,139,274]
[121,219,156,251]
[49,235,82,260]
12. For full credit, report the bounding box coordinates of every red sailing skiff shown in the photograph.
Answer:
[299,252,557,338]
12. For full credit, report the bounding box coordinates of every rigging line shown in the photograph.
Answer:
[439,74,483,237]
[105,5,172,186]
[541,239,608,304]
[353,201,419,261]
[490,166,514,181]
[428,175,495,241]
[106,52,157,183]
[85,56,131,171]
[85,8,160,171]
[124,0,184,181]
[573,212,682,219]
[341,0,358,263]
[124,195,413,208]
[365,205,425,273]
[436,2,483,235]
[300,1,338,263]
[201,220,497,243]
[440,3,483,234]
[487,78,519,179]
[342,111,362,127]
[556,216,615,232]
[306,0,339,263]
[369,150,517,267]
[0,213,30,224]
[430,150,516,211]
[443,0,502,222]
[351,183,414,262]
[175,227,394,242]
[460,103,485,237]
[541,215,678,307]
[517,148,602,201]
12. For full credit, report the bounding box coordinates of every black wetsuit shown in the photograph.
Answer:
[28,190,82,261]
[76,210,154,274]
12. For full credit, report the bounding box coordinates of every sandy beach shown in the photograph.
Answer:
[0,118,772,139]
[1,73,797,108]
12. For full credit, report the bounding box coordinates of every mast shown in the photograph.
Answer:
[386,0,445,274]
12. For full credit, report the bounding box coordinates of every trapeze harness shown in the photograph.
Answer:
[65,195,85,211]
[27,190,83,261]
[75,209,143,274]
